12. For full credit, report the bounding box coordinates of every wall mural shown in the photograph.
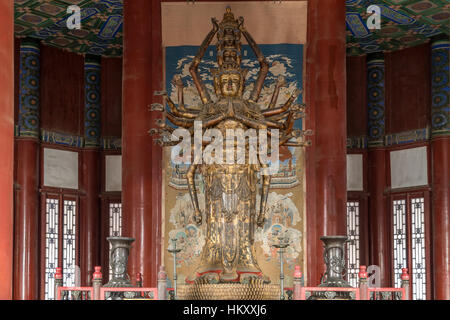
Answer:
[162,43,306,288]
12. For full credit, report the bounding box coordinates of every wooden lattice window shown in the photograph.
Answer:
[42,195,78,300]
[391,192,430,300]
[44,198,59,300]
[346,201,360,288]
[108,202,122,279]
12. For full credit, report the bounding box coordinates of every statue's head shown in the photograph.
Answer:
[218,71,241,97]
[213,7,247,98]
[213,67,248,98]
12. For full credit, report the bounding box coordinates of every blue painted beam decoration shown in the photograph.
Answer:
[18,38,40,138]
[367,56,386,148]
[84,55,102,148]
[431,38,450,137]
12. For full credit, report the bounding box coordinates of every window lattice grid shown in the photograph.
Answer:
[109,203,122,238]
[346,201,360,288]
[109,203,122,279]
[62,200,77,288]
[411,197,426,300]
[393,199,407,288]
[44,198,59,300]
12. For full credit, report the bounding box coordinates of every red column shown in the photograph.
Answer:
[431,136,450,299]
[122,0,162,287]
[14,139,39,299]
[80,149,100,286]
[305,0,347,286]
[150,0,163,284]
[0,0,14,300]
[368,148,391,286]
[430,37,450,299]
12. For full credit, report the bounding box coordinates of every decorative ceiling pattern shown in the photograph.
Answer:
[14,0,449,57]
[14,0,123,57]
[346,0,450,55]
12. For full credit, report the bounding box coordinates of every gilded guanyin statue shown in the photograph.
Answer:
[150,7,311,294]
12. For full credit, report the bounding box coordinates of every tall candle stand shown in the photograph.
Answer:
[168,238,182,300]
[272,233,290,300]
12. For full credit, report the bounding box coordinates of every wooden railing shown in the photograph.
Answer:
[54,265,410,300]
[54,266,158,300]
[293,265,410,300]
[100,287,158,300]
[57,287,93,300]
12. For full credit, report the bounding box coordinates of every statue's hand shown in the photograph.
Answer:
[194,210,203,226]
[211,18,219,32]
[276,75,287,88]
[256,213,265,228]
[172,74,184,88]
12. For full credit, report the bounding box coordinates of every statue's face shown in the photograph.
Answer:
[219,72,241,97]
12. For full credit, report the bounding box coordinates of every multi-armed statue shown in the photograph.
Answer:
[150,7,311,298]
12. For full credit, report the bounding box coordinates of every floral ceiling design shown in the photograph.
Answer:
[14,0,449,57]
[14,0,123,57]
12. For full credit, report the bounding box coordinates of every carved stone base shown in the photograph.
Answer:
[177,283,280,300]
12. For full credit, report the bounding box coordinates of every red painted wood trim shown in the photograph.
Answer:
[0,0,14,300]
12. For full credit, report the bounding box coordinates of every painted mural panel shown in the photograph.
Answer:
[161,3,307,288]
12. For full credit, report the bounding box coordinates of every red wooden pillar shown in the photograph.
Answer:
[14,139,39,299]
[431,137,450,299]
[367,148,391,286]
[80,149,100,286]
[14,37,41,300]
[366,53,391,287]
[80,55,102,286]
[150,0,163,288]
[305,0,347,286]
[0,0,14,300]
[122,0,162,287]
[430,38,450,300]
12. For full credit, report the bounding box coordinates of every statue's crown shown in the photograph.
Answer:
[219,6,239,30]
[217,7,242,72]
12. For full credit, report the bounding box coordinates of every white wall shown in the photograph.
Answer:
[390,146,428,189]
[347,154,364,191]
[43,148,78,189]
[105,155,122,192]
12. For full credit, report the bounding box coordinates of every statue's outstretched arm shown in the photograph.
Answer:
[172,75,187,112]
[189,18,219,105]
[166,110,194,128]
[187,162,202,226]
[165,95,198,119]
[240,18,269,103]
[267,76,287,109]
[262,89,301,117]
[265,110,290,121]
[233,113,283,130]
[201,113,226,129]
[171,75,202,113]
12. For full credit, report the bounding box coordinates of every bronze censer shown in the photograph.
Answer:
[308,236,353,300]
